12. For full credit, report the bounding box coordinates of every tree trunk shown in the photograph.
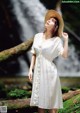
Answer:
[62,89,80,101]
[0,37,34,62]
[0,89,80,110]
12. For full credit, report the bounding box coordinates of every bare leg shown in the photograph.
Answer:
[49,108,58,113]
[38,107,45,113]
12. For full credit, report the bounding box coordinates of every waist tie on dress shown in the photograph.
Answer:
[37,52,56,68]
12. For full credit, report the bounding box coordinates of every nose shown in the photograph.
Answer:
[48,19,50,22]
[46,21,49,25]
[47,20,50,24]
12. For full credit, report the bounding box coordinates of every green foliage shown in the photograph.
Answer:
[58,94,80,113]
[62,87,70,93]
[7,88,31,99]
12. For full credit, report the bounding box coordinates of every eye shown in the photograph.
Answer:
[53,18,56,22]
[52,18,54,21]
[51,18,54,22]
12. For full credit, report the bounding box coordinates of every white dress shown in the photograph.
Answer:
[29,32,64,109]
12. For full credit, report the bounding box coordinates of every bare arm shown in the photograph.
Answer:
[28,54,36,81]
[61,32,69,58]
[28,35,36,81]
[29,54,36,72]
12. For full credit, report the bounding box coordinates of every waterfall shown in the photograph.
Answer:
[11,0,80,76]
[11,0,46,76]
[57,44,80,76]
[11,0,46,41]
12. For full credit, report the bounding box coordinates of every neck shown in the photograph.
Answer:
[44,31,53,39]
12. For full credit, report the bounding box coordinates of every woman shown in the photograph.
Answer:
[28,10,68,113]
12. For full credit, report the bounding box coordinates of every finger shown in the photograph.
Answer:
[64,32,68,35]
[30,78,32,81]
[64,33,67,36]
[29,75,32,81]
[30,76,32,80]
[29,75,31,80]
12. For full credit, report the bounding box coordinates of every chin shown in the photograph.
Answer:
[45,24,47,27]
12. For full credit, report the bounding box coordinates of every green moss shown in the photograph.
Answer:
[7,88,31,99]
[58,94,80,113]
[62,87,70,93]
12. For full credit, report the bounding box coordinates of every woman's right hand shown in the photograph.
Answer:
[28,70,33,82]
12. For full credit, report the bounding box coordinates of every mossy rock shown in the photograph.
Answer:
[58,94,80,113]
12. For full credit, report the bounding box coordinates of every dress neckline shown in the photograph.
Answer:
[42,32,57,41]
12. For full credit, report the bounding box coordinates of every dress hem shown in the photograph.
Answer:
[30,104,63,109]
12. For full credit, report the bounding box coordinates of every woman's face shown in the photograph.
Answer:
[45,17,57,32]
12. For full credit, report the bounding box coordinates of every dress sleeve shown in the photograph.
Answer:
[57,39,64,56]
[30,35,36,54]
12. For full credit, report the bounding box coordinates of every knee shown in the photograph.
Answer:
[38,107,45,111]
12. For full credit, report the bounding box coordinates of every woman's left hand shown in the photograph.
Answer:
[62,32,68,41]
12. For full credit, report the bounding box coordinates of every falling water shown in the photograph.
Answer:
[11,0,46,41]
[11,0,46,76]
[57,44,80,76]
[11,0,80,76]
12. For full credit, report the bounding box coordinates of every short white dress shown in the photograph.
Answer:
[29,32,64,109]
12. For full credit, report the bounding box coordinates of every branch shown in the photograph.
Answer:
[0,37,34,62]
[65,25,80,42]
[0,98,30,109]
[0,89,80,110]
[62,89,80,101]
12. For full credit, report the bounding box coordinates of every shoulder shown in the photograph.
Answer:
[56,36,63,43]
[34,32,43,40]
[56,36,62,41]
[35,32,43,37]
